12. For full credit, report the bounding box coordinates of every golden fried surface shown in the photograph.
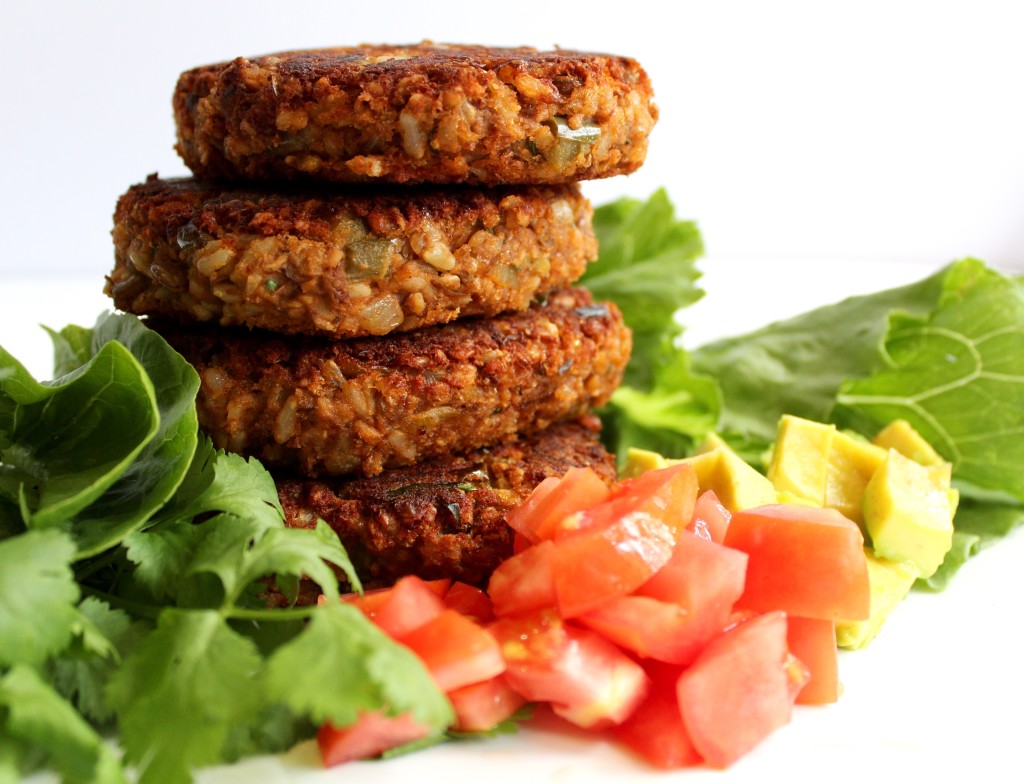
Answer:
[153,288,631,478]
[107,176,597,338]
[174,43,657,185]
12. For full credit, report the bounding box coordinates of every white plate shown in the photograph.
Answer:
[7,260,1022,783]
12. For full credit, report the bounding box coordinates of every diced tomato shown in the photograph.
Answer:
[512,530,532,554]
[317,711,431,766]
[400,608,505,693]
[551,512,677,619]
[637,531,747,636]
[444,581,494,623]
[491,609,649,728]
[687,490,731,542]
[447,676,526,733]
[342,577,450,620]
[568,464,698,542]
[488,538,557,617]
[505,468,611,543]
[676,611,809,768]
[369,575,447,640]
[724,504,870,621]
[577,595,706,665]
[786,616,840,705]
[613,664,702,769]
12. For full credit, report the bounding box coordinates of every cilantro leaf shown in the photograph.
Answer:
[265,602,454,733]
[149,440,283,530]
[49,597,150,724]
[106,609,263,784]
[0,530,79,667]
[0,664,126,784]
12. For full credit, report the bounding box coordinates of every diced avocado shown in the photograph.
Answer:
[624,438,776,512]
[767,415,836,505]
[775,490,820,507]
[872,419,944,467]
[862,449,954,578]
[621,448,669,479]
[695,432,730,454]
[824,431,887,527]
[836,549,920,649]
[682,447,777,512]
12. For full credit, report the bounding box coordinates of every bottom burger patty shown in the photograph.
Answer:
[277,416,616,591]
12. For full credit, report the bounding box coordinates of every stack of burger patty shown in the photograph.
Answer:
[105,43,657,590]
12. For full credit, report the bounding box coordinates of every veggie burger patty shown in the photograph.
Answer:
[278,417,617,591]
[173,43,657,185]
[152,287,631,478]
[107,176,597,338]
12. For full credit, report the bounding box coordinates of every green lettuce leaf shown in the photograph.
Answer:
[583,191,715,459]
[833,259,1024,501]
[62,313,202,558]
[582,188,704,388]
[0,340,159,531]
[690,265,949,461]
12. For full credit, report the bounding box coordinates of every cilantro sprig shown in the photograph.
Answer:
[0,313,452,784]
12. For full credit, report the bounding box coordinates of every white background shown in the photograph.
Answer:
[3,0,1024,283]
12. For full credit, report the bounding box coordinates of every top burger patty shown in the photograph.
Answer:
[174,43,657,185]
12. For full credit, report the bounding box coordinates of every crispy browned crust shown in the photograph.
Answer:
[278,416,615,590]
[153,287,630,478]
[106,176,597,338]
[174,43,657,185]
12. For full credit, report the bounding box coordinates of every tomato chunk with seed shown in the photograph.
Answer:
[317,712,431,766]
[724,504,870,621]
[677,611,809,768]
[786,616,840,705]
[400,609,505,692]
[506,467,611,542]
[491,610,649,728]
[448,676,526,733]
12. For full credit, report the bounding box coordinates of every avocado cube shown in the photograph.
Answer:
[621,447,669,479]
[872,419,944,466]
[682,447,777,512]
[862,449,954,578]
[767,415,836,505]
[836,549,920,649]
[825,432,887,528]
